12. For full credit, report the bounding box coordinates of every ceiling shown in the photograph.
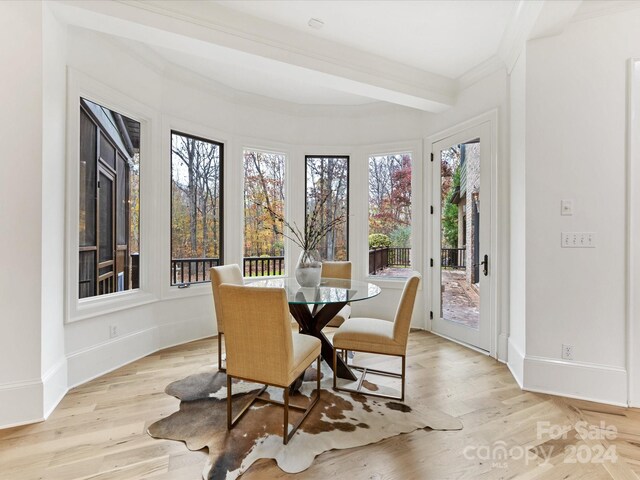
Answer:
[215,0,516,80]
[55,0,636,110]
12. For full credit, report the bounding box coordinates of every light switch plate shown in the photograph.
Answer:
[561,199,574,216]
[561,232,596,248]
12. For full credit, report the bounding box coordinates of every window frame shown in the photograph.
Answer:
[66,69,157,323]
[169,130,225,287]
[304,155,350,261]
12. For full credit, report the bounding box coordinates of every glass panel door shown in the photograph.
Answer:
[431,124,491,351]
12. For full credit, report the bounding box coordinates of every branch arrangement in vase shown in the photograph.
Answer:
[257,192,345,251]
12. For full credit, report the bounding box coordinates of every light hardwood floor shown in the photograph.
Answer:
[1,330,639,479]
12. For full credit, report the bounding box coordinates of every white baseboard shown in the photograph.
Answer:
[67,326,159,389]
[507,338,525,388]
[523,356,628,407]
[66,316,213,389]
[157,316,214,350]
[42,357,68,419]
[0,379,43,428]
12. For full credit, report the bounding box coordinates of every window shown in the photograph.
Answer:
[170,131,223,285]
[305,156,349,260]
[79,98,140,299]
[243,149,286,277]
[368,153,412,277]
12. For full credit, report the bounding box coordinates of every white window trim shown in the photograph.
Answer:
[361,140,424,288]
[65,69,160,323]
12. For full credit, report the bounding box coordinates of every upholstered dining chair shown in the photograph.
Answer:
[219,284,322,444]
[332,275,420,401]
[210,264,244,372]
[320,261,352,327]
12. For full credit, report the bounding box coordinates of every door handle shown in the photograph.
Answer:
[480,254,488,276]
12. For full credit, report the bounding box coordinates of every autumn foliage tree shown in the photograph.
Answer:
[243,150,285,258]
[171,133,222,261]
[368,154,412,248]
[306,157,349,261]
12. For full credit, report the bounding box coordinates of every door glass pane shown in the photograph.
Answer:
[440,141,480,329]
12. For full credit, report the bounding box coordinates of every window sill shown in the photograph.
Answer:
[68,289,157,323]
[163,282,212,300]
[366,272,422,290]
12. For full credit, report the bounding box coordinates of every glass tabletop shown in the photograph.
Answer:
[247,277,381,305]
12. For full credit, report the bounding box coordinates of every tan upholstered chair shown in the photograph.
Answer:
[332,275,420,401]
[210,264,244,372]
[321,261,352,327]
[219,284,322,444]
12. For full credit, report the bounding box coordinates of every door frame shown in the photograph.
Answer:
[424,110,500,359]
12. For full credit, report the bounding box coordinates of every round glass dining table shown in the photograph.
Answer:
[248,277,381,380]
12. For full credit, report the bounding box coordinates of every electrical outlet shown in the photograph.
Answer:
[109,325,118,339]
[562,344,574,360]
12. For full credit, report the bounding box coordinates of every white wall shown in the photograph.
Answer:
[508,50,527,385]
[520,11,637,405]
[0,1,45,427]
[41,1,69,417]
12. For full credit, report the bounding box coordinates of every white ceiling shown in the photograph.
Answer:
[56,0,624,110]
[215,0,516,79]
[149,43,375,105]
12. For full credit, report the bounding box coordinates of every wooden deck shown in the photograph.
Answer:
[0,331,638,479]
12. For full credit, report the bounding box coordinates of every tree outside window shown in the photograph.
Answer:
[305,156,349,261]
[368,153,412,277]
[243,149,286,277]
[170,131,223,285]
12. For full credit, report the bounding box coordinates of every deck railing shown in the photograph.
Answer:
[170,256,286,284]
[441,248,466,269]
[368,247,411,274]
[171,258,220,285]
[243,256,285,277]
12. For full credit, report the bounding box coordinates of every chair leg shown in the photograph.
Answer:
[226,374,232,430]
[218,333,226,372]
[316,355,321,395]
[333,348,338,391]
[401,355,406,402]
[333,349,405,401]
[283,387,290,444]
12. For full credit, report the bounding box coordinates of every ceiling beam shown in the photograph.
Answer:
[52,0,456,112]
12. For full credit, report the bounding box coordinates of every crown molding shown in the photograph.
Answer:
[456,55,506,92]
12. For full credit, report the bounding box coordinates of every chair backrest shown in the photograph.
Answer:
[392,275,421,349]
[218,284,293,387]
[321,261,352,280]
[210,264,243,333]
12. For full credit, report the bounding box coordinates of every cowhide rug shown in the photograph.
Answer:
[148,363,462,480]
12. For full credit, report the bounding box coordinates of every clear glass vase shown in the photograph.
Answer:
[295,249,322,287]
